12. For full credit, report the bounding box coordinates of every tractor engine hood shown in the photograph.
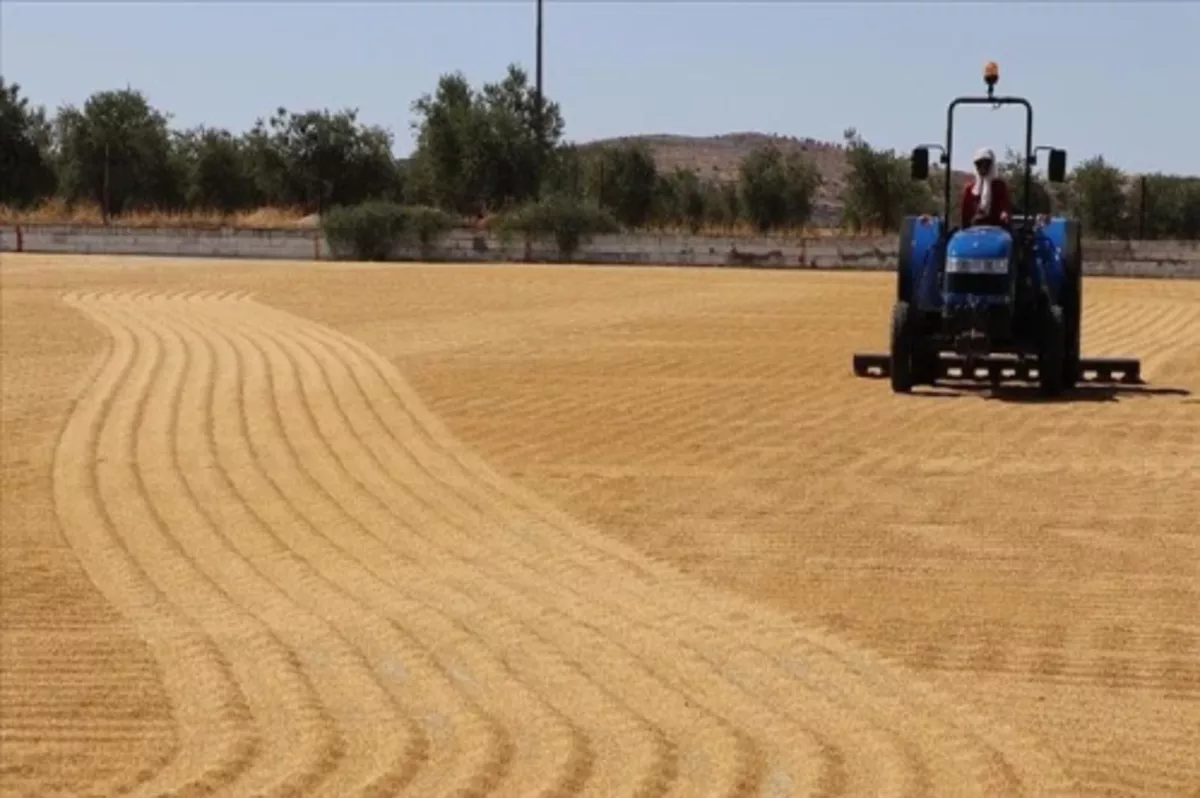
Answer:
[946,226,1013,274]
[942,226,1014,310]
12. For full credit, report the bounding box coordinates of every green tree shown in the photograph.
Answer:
[54,88,185,217]
[675,170,709,233]
[242,112,292,208]
[647,168,710,232]
[585,142,659,228]
[713,180,742,231]
[539,143,586,200]
[1179,180,1200,240]
[738,143,820,233]
[492,196,621,260]
[407,64,564,215]
[476,64,563,206]
[241,107,402,213]
[1128,174,1200,240]
[0,77,57,208]
[175,126,260,213]
[1071,155,1128,238]
[841,128,933,232]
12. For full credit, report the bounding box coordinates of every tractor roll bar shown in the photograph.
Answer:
[944,95,1034,223]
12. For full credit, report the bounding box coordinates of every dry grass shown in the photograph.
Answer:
[0,198,317,230]
[3,255,1198,796]
[0,200,890,240]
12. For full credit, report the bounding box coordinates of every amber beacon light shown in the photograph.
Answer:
[983,61,999,96]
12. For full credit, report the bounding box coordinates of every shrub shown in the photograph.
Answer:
[491,196,621,260]
[404,204,456,253]
[321,201,455,261]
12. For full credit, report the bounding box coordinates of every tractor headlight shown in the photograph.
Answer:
[945,257,1008,275]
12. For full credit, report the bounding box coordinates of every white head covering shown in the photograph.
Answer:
[972,147,997,213]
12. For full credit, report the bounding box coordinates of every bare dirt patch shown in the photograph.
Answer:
[3,254,1197,796]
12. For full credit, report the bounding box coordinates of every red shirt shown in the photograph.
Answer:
[961,178,1011,227]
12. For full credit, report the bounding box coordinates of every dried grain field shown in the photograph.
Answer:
[2,254,1198,798]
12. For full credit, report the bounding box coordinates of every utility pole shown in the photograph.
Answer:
[535,0,544,197]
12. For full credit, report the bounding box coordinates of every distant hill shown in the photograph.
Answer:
[579,132,975,222]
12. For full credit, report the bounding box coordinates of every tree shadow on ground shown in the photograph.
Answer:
[916,381,1192,404]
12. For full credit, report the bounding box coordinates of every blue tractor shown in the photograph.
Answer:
[852,62,1142,395]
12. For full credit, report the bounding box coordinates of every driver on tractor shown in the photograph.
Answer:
[961,147,1011,228]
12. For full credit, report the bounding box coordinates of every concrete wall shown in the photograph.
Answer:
[3,223,1199,278]
[0,224,322,261]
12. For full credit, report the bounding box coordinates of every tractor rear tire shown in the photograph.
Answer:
[1038,304,1067,397]
[890,301,915,393]
[897,216,917,302]
[1060,220,1083,390]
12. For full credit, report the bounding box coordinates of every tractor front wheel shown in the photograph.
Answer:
[890,301,915,393]
[1038,304,1067,397]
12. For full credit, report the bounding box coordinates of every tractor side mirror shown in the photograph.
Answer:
[1047,149,1067,183]
[910,147,930,180]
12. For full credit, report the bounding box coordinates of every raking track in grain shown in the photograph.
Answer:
[44,289,1080,797]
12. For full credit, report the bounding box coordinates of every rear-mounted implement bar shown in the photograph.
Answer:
[851,353,1142,385]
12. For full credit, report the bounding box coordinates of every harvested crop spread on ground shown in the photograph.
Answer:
[2,255,1198,797]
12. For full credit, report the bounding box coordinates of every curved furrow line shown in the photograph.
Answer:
[233,308,846,773]
[177,296,517,798]
[251,310,878,797]
[169,293,437,798]
[212,299,729,797]
[262,304,993,792]
[55,296,261,797]
[213,301,838,796]
[166,300,432,796]
[103,296,347,797]
[236,314,718,798]
[96,295,358,794]
[266,309,946,796]
[286,300,1079,797]
[222,298,665,798]
[400,396,1022,792]
[50,296,243,797]
[219,305,608,798]
[138,297,427,797]
[244,340,781,796]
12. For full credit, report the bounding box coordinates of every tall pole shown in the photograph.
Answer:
[535,0,544,197]
[536,0,543,107]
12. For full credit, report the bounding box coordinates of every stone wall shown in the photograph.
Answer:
[3,223,1198,278]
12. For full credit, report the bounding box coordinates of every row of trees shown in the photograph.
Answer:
[3,69,1199,245]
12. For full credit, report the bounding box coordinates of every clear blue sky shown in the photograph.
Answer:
[3,1,1197,175]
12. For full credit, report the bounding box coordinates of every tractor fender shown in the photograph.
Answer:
[898,214,943,310]
[1035,217,1078,302]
